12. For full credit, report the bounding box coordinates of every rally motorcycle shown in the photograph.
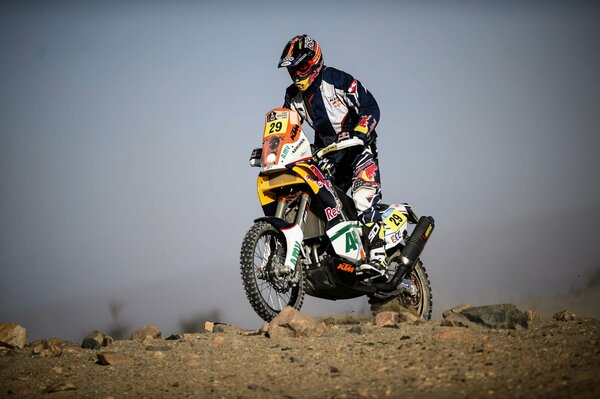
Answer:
[240,108,435,321]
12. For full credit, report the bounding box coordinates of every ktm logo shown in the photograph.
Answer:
[337,263,355,273]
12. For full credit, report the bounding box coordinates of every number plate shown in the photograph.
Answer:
[383,209,407,232]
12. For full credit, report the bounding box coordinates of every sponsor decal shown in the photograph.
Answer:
[381,207,394,219]
[304,36,315,50]
[290,241,301,265]
[327,96,342,107]
[325,206,341,221]
[308,165,345,216]
[292,138,306,154]
[281,146,290,160]
[345,231,359,252]
[367,223,380,241]
[357,115,371,129]
[390,231,403,244]
[348,80,358,94]
[357,160,378,182]
[424,225,433,239]
[337,263,354,273]
[338,131,350,140]
[295,53,308,64]
[352,179,380,191]
[266,111,277,122]
[290,125,299,141]
[280,61,291,67]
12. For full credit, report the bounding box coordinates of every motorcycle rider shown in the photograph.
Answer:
[278,34,386,279]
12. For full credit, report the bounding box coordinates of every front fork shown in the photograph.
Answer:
[261,193,311,274]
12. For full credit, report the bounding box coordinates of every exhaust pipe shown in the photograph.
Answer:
[372,215,435,292]
[400,216,435,272]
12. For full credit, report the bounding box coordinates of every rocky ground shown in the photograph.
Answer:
[1,305,599,399]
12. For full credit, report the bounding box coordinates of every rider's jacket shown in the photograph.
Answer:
[283,66,380,150]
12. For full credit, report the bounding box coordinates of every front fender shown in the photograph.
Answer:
[254,217,304,271]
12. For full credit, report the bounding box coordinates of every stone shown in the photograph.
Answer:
[31,338,65,357]
[441,319,469,328]
[204,321,214,332]
[442,304,472,319]
[82,330,113,350]
[0,323,28,349]
[397,311,419,323]
[443,313,482,329]
[459,304,528,329]
[525,310,541,323]
[97,351,128,365]
[212,323,244,334]
[374,311,399,327]
[267,307,327,338]
[553,310,576,321]
[259,322,270,334]
[42,381,76,393]
[348,325,371,335]
[130,324,161,341]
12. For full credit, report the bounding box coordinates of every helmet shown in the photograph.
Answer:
[278,34,323,91]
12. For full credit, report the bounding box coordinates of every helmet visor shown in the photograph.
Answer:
[288,62,312,81]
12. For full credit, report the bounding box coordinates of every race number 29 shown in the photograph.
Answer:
[264,119,288,136]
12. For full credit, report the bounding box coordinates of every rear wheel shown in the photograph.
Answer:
[240,221,305,321]
[368,260,432,320]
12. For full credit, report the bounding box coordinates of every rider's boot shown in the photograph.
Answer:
[358,221,387,280]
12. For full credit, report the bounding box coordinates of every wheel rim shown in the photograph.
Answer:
[252,231,294,312]
[403,270,424,314]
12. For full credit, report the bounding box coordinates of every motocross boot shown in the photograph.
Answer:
[357,221,387,280]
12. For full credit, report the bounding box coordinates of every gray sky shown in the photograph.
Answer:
[1,0,599,341]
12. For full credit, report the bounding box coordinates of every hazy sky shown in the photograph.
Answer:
[1,1,599,340]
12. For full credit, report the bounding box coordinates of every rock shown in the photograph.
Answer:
[82,330,113,350]
[374,311,399,327]
[130,324,161,341]
[397,311,419,323]
[97,351,128,365]
[267,307,327,338]
[553,310,576,321]
[442,304,472,319]
[259,322,270,334]
[166,334,183,340]
[348,325,371,335]
[525,310,541,323]
[31,338,65,357]
[212,323,244,334]
[0,323,28,349]
[442,313,482,329]
[204,321,214,332]
[42,381,76,393]
[459,304,528,329]
[441,319,468,328]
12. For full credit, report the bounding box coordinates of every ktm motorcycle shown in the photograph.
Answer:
[240,108,435,321]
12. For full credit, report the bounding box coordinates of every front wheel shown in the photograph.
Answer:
[368,260,433,320]
[240,221,305,322]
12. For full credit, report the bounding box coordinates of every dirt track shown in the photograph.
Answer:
[1,315,599,399]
